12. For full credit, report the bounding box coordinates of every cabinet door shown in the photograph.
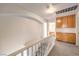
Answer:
[56,32,64,41]
[62,16,68,28]
[66,33,76,44]
[62,33,68,42]
[67,15,76,28]
[56,17,63,28]
[56,33,76,44]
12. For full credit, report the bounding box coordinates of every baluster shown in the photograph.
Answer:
[36,44,38,56]
[38,42,40,56]
[43,40,45,56]
[34,45,36,56]
[33,45,35,56]
[26,49,27,56]
[37,43,39,56]
[43,39,46,55]
[32,46,33,56]
[41,42,43,56]
[41,41,43,56]
[41,42,42,56]
[39,42,41,56]
[21,52,23,56]
[23,49,27,56]
[39,42,42,56]
[27,48,29,56]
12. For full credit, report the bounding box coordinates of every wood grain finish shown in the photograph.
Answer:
[56,17,63,28]
[48,32,55,37]
[56,14,76,28]
[56,15,76,44]
[56,32,76,44]
[56,32,64,41]
[62,16,68,28]
[67,15,76,28]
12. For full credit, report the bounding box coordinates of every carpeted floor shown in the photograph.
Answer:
[48,41,79,56]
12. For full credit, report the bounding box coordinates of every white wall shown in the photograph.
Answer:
[0,16,43,55]
[43,23,48,38]
[56,28,76,33]
[76,10,79,46]
[48,22,55,32]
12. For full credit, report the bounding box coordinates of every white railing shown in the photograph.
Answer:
[8,36,55,56]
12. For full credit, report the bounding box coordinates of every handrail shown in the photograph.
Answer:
[8,36,55,56]
[8,39,43,56]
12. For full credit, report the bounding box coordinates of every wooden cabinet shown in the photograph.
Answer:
[62,16,68,28]
[66,33,76,44]
[56,32,64,41]
[56,15,76,28]
[56,15,76,44]
[56,17,63,28]
[67,15,76,28]
[56,32,76,44]
[48,32,55,36]
[56,32,68,42]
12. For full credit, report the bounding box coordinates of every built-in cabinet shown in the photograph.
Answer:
[56,17,63,28]
[56,15,76,28]
[56,15,76,44]
[56,32,76,44]
[67,15,76,28]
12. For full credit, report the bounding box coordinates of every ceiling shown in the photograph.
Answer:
[0,3,78,22]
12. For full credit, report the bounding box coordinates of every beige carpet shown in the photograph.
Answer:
[48,41,79,56]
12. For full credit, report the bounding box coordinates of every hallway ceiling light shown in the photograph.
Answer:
[46,4,56,14]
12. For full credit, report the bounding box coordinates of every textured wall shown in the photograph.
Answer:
[0,16,43,55]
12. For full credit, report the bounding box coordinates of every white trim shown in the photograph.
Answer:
[56,28,76,33]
